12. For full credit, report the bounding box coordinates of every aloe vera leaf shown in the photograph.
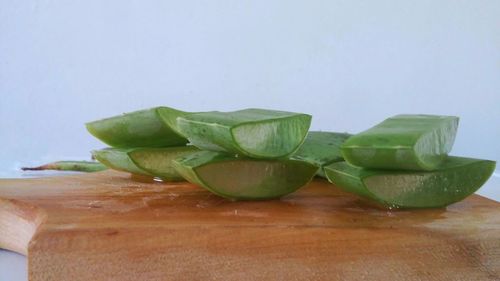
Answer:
[292,131,352,177]
[324,157,496,208]
[172,150,318,200]
[86,107,188,148]
[21,161,107,173]
[177,108,311,159]
[92,146,199,181]
[128,146,199,181]
[92,148,150,176]
[341,114,459,171]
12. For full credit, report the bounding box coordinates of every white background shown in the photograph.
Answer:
[1,1,499,280]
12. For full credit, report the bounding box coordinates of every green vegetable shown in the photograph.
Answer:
[92,148,150,176]
[172,151,318,200]
[21,161,107,173]
[177,108,312,159]
[341,114,459,171]
[86,107,188,148]
[92,146,198,181]
[324,157,496,209]
[156,106,191,137]
[292,131,352,178]
[128,146,199,180]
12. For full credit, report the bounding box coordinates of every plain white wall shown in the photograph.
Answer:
[1,1,499,192]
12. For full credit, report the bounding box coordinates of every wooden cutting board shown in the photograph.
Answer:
[0,171,499,281]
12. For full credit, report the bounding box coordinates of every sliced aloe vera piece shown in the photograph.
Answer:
[292,131,352,178]
[176,108,312,159]
[129,146,199,181]
[324,157,496,208]
[172,151,318,200]
[341,114,459,171]
[92,146,198,180]
[92,148,151,176]
[86,107,188,148]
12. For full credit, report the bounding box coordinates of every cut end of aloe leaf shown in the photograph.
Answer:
[92,148,151,176]
[93,146,198,181]
[324,157,496,209]
[86,107,188,148]
[173,151,318,200]
[341,114,459,171]
[177,108,312,159]
[128,146,199,181]
[230,111,312,158]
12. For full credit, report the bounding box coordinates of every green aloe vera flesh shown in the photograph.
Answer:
[129,146,199,181]
[172,151,318,200]
[92,146,198,180]
[92,148,151,176]
[342,115,459,171]
[176,108,312,159]
[86,107,188,148]
[292,131,352,178]
[324,157,496,208]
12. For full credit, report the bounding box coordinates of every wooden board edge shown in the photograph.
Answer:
[0,198,47,255]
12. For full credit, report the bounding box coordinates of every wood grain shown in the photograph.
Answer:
[0,171,499,281]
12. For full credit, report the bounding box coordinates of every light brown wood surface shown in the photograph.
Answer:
[0,170,499,281]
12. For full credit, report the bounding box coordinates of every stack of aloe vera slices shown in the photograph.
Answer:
[87,107,331,200]
[88,107,200,181]
[324,115,496,208]
[171,109,322,200]
[87,108,495,206]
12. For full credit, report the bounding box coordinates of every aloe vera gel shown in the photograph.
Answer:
[327,114,496,208]
[324,158,495,208]
[342,115,459,171]
[172,151,318,200]
[177,108,311,159]
[85,107,495,206]
[92,146,198,181]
